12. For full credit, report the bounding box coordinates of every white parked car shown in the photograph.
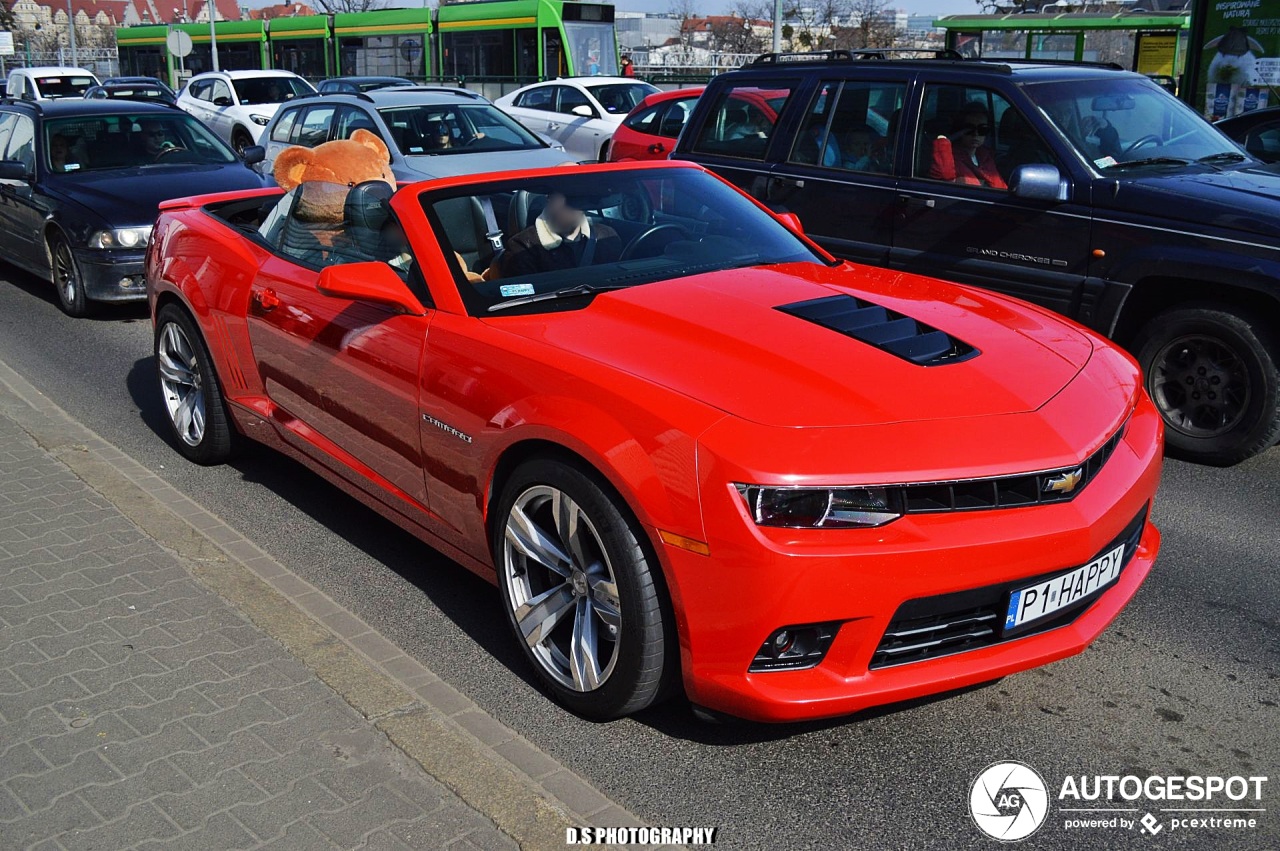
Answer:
[176,70,315,154]
[6,67,100,101]
[494,77,657,162]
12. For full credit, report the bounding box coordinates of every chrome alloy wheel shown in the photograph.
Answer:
[502,485,622,692]
[51,239,78,306]
[157,320,206,447]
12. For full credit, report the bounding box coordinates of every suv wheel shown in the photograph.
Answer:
[231,128,253,156]
[492,459,673,719]
[1134,304,1280,465]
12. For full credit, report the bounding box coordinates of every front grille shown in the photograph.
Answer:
[869,506,1148,669]
[776,294,979,366]
[896,421,1127,514]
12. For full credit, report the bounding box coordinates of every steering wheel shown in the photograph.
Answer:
[621,224,688,261]
[1123,134,1162,155]
[154,145,188,160]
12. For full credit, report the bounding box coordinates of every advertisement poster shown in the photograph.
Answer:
[1197,0,1280,118]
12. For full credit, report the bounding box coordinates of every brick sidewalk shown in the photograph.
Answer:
[0,408,523,850]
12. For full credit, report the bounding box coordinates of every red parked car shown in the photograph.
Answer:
[608,88,703,162]
[147,162,1162,723]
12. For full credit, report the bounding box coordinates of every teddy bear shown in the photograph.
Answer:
[272,129,483,281]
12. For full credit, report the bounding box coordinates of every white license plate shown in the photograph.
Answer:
[1004,544,1126,631]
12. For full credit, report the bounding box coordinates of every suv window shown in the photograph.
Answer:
[271,107,302,143]
[334,105,380,141]
[914,84,1054,190]
[188,80,210,101]
[296,105,336,147]
[690,80,796,161]
[789,80,905,174]
[209,80,232,104]
[515,87,554,111]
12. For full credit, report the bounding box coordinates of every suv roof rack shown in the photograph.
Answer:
[378,85,485,99]
[750,48,963,65]
[304,90,377,103]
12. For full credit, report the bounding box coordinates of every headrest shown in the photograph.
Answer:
[344,180,394,231]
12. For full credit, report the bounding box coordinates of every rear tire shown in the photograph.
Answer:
[492,459,673,719]
[1133,303,1280,465]
[231,128,253,156]
[154,303,240,465]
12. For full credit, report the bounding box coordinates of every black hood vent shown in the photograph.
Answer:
[776,294,979,366]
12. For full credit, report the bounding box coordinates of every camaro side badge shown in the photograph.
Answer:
[1043,467,1084,495]
[422,413,473,444]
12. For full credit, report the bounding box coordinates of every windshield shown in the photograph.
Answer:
[1023,76,1247,170]
[564,21,619,76]
[378,103,544,156]
[426,168,822,315]
[44,113,238,173]
[586,82,659,116]
[34,76,95,99]
[234,76,313,105]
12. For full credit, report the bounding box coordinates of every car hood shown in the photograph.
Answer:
[394,147,573,181]
[48,165,265,225]
[489,261,1096,429]
[1102,165,1280,239]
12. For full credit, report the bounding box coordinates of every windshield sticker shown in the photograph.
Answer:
[409,146,423,153]
[500,283,536,297]
[1094,156,1118,169]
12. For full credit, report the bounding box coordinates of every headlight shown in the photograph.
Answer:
[735,485,902,528]
[88,226,153,249]
[250,114,271,126]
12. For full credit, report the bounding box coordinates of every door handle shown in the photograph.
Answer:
[771,176,805,189]
[899,195,936,208]
[547,122,561,131]
[251,288,279,311]
[648,142,666,155]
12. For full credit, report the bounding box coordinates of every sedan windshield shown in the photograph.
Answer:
[1023,77,1248,170]
[44,113,238,173]
[378,103,544,155]
[427,168,823,315]
[586,83,659,115]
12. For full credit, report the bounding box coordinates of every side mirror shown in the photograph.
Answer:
[241,144,265,165]
[1010,163,1068,202]
[570,104,595,118]
[0,160,30,181]
[317,262,425,314]
[213,96,233,107]
[775,211,804,234]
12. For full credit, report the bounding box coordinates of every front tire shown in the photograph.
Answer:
[49,233,94,318]
[154,303,240,465]
[1133,304,1280,465]
[492,459,673,719]
[231,128,253,156]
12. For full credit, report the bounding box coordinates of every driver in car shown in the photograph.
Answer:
[139,120,180,160]
[500,192,621,276]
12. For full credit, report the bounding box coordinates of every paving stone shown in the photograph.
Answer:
[57,801,182,851]
[79,758,196,822]
[154,768,269,831]
[8,750,122,812]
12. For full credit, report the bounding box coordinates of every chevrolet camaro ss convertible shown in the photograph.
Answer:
[146,162,1163,723]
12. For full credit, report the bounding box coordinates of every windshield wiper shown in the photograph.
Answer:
[486,283,630,312]
[1197,151,1249,165]
[1104,157,1192,170]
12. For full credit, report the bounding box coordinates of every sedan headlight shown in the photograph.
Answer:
[735,485,902,529]
[88,226,153,249]
[250,114,272,126]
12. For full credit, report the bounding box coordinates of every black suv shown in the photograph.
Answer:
[674,53,1280,465]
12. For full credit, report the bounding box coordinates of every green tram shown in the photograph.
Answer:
[116,1,618,87]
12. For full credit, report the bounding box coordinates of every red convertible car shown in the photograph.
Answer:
[146,162,1163,723]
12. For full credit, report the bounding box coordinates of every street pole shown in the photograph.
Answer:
[772,0,782,52]
[208,0,219,71]
[67,0,76,67]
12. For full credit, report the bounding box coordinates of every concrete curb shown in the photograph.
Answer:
[0,356,657,851]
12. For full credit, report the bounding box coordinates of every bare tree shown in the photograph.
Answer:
[669,0,699,49]
[833,0,901,50]
[309,0,388,14]
[707,6,769,55]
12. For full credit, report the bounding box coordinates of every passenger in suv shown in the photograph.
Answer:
[674,52,1280,465]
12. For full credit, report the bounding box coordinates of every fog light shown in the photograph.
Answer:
[749,622,840,672]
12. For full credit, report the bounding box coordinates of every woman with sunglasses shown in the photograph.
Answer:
[929,102,1007,189]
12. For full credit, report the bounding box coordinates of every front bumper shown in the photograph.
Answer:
[74,248,148,303]
[666,393,1163,723]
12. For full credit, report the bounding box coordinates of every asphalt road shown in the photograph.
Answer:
[0,268,1276,851]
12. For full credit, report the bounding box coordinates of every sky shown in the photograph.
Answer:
[613,0,981,17]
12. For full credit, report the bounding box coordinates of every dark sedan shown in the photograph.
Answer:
[1215,106,1280,163]
[317,76,414,94]
[85,82,177,105]
[0,99,266,316]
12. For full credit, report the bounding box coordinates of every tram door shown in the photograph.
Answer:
[542,28,564,78]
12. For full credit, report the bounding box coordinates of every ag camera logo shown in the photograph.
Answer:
[970,761,1050,841]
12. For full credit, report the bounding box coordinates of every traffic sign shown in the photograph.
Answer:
[167,30,193,58]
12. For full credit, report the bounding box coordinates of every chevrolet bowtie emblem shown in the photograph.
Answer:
[1044,467,1084,494]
